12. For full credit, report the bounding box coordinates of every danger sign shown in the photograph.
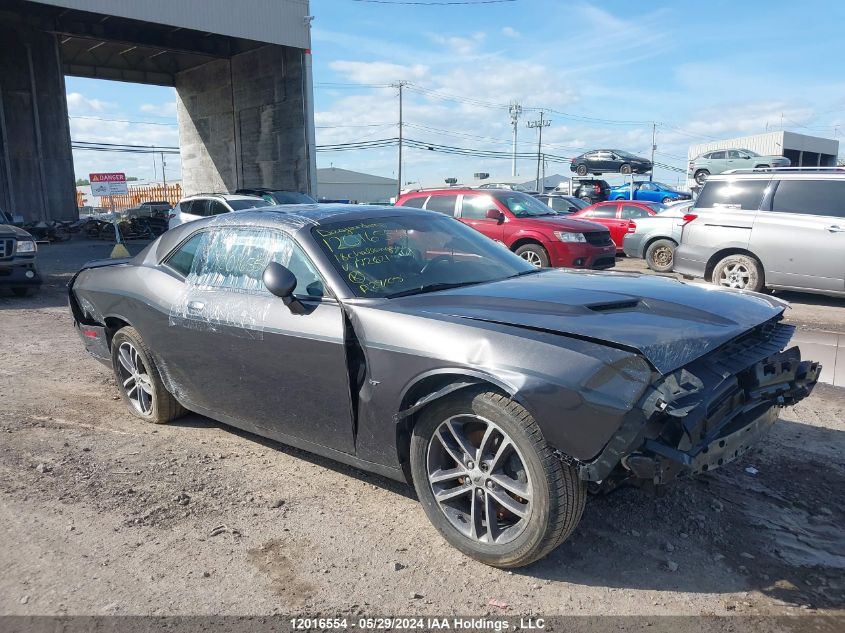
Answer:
[90,172,128,196]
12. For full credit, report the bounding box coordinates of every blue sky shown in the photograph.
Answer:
[67,0,845,188]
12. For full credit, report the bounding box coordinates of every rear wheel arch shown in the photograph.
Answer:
[704,248,765,282]
[644,234,677,253]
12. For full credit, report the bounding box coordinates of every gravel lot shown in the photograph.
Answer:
[1,241,843,619]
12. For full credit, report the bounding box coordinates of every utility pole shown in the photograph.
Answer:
[527,111,550,192]
[393,81,408,200]
[508,102,522,177]
[649,122,656,181]
[160,152,167,188]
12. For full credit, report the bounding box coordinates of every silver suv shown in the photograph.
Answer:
[689,149,790,185]
[673,169,845,297]
[169,193,272,229]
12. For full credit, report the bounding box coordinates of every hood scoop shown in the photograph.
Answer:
[587,299,640,312]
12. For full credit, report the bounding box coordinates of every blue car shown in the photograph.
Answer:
[608,181,691,203]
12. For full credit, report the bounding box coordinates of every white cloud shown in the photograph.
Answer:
[139,101,177,117]
[66,92,114,114]
[429,32,486,56]
[501,26,520,38]
[329,60,429,85]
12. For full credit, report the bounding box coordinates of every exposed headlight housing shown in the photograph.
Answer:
[15,239,36,254]
[554,231,586,243]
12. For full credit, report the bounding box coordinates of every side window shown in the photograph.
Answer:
[397,196,427,209]
[193,229,326,297]
[727,150,742,159]
[587,204,618,218]
[164,232,208,277]
[549,198,571,213]
[696,180,767,210]
[639,183,655,191]
[709,151,726,160]
[771,180,845,218]
[621,205,650,219]
[425,195,458,216]
[209,200,230,216]
[460,194,497,220]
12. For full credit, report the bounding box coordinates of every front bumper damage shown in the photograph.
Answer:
[580,320,821,489]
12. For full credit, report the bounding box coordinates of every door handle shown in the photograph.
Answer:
[187,300,205,313]
[827,225,845,233]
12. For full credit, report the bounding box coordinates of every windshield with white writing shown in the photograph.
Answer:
[312,214,534,298]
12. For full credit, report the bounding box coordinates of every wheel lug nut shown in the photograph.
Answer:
[466,461,474,470]
[480,462,488,471]
[485,480,494,489]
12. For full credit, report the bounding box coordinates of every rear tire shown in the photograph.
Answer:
[712,254,764,292]
[410,389,586,568]
[111,326,187,424]
[694,169,709,185]
[576,164,588,177]
[645,238,677,273]
[11,287,34,297]
[661,197,673,204]
[514,243,550,268]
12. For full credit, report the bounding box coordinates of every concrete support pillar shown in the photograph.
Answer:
[175,44,313,196]
[0,25,76,221]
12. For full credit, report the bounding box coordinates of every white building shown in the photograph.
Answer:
[317,168,397,203]
[688,131,839,169]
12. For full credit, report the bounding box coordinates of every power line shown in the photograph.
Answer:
[69,115,177,127]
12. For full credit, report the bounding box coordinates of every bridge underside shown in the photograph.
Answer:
[0,0,314,221]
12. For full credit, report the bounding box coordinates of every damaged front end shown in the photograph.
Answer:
[580,319,821,491]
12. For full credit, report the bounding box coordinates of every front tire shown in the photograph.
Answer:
[645,238,677,273]
[576,164,588,176]
[111,326,187,424]
[712,254,764,292]
[410,389,586,568]
[514,243,550,268]
[11,287,35,297]
[619,163,632,175]
[661,197,673,204]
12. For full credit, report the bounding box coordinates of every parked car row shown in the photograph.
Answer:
[622,168,845,298]
[395,188,616,270]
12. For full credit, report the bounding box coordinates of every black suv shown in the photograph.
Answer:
[553,179,611,203]
[0,209,41,296]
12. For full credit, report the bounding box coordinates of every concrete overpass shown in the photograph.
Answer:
[0,0,315,221]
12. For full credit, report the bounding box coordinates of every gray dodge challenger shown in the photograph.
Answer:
[69,205,820,568]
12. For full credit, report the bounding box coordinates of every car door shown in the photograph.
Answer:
[595,151,616,172]
[455,194,506,242]
[708,150,728,174]
[724,150,746,173]
[580,203,624,246]
[637,182,658,201]
[176,199,205,226]
[161,226,355,453]
[750,179,845,292]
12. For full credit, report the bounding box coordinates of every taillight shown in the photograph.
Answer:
[627,221,637,233]
[681,213,698,226]
[688,162,694,172]
[593,185,601,192]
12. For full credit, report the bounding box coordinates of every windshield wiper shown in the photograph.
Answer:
[386,280,485,299]
[511,268,543,277]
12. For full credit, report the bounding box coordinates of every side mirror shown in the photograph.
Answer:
[485,208,505,223]
[263,261,306,314]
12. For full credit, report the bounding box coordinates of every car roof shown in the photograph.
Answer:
[707,171,845,182]
[152,204,433,262]
[181,193,264,201]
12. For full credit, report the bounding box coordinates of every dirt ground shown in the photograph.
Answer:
[0,240,843,620]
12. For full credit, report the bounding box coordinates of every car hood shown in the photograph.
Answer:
[386,270,785,374]
[516,215,608,232]
[0,224,34,239]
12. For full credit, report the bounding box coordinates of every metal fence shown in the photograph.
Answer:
[82,184,184,210]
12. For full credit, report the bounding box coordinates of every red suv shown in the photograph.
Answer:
[395,188,616,269]
[570,200,660,251]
